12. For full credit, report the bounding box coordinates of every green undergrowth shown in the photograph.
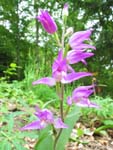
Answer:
[81,96,113,120]
[81,96,113,135]
[0,80,113,149]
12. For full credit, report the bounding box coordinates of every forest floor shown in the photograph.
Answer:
[1,100,113,150]
[66,121,113,150]
[24,120,113,150]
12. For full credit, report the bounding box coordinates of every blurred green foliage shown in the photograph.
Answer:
[0,0,113,96]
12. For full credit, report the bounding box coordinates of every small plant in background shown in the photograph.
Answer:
[20,3,99,150]
[0,63,20,82]
[23,49,38,90]
[81,96,113,135]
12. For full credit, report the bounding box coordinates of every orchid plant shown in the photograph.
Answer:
[21,3,98,150]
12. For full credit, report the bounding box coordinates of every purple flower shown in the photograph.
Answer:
[32,50,92,86]
[21,107,67,130]
[52,50,67,82]
[35,107,54,124]
[69,29,96,51]
[62,3,69,16]
[67,50,94,65]
[37,10,57,34]
[67,85,99,108]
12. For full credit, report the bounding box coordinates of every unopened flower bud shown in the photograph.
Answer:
[37,9,57,34]
[62,3,69,17]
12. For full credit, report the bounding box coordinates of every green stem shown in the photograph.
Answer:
[62,26,65,51]
[60,100,64,121]
[53,128,63,150]
[60,84,64,121]
[54,84,64,150]
[56,83,61,99]
[64,106,70,117]
[54,33,61,47]
[64,43,70,57]
[56,83,64,121]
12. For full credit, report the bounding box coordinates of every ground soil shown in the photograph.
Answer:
[1,101,113,150]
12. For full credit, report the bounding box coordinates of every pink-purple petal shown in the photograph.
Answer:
[75,98,99,108]
[69,29,96,51]
[81,59,87,65]
[63,3,69,16]
[67,65,75,73]
[52,50,67,73]
[20,120,46,130]
[69,30,92,46]
[35,109,54,123]
[72,85,94,97]
[54,118,68,129]
[67,51,94,64]
[32,77,56,86]
[67,96,72,106]
[72,44,96,50]
[73,85,93,95]
[62,72,92,84]
[37,10,57,34]
[68,85,99,108]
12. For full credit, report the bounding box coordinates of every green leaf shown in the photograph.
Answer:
[0,141,6,150]
[55,106,80,150]
[103,120,113,126]
[34,126,53,150]
[77,128,84,137]
[0,140,12,150]
[17,130,38,139]
[10,63,17,68]
[7,115,14,132]
[95,125,113,134]
[43,99,56,108]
